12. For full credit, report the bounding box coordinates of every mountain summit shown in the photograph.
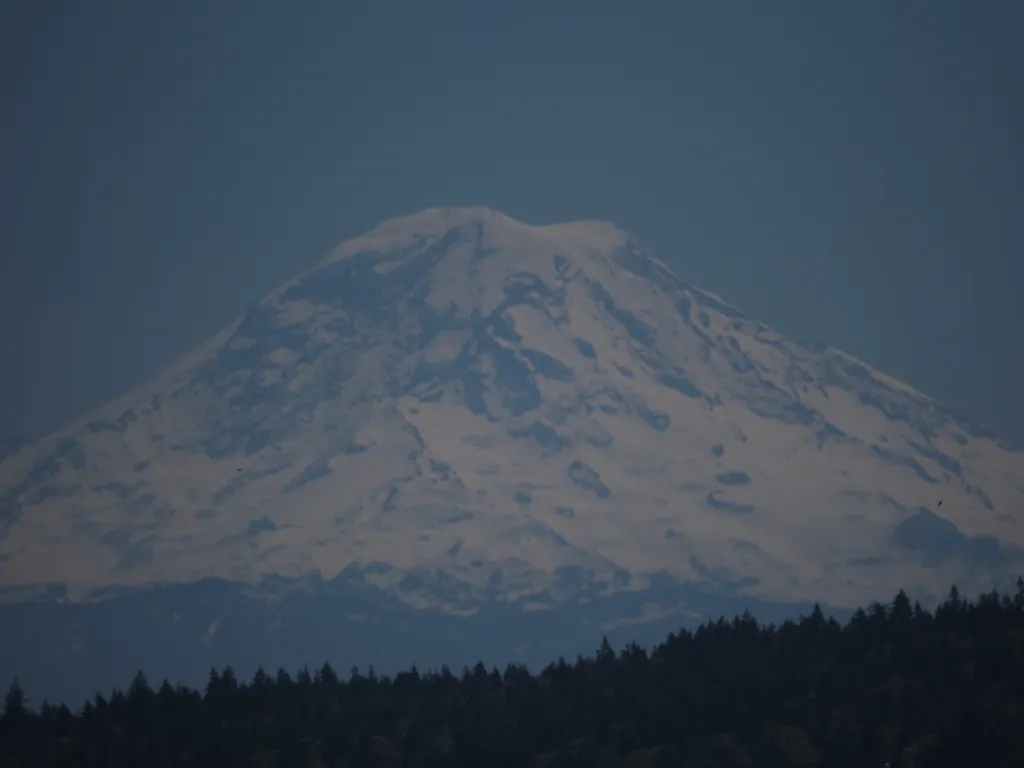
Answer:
[2,207,1022,615]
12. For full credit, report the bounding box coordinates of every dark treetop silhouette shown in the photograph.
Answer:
[3,580,1024,767]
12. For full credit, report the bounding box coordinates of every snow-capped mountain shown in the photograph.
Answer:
[2,207,1022,610]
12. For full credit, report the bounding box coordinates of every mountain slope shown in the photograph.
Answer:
[0,435,23,464]
[2,207,1022,614]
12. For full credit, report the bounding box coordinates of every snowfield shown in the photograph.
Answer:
[1,206,1022,613]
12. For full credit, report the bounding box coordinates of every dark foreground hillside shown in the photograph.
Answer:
[3,583,1024,767]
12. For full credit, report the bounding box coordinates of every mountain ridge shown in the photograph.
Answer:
[1,207,1021,614]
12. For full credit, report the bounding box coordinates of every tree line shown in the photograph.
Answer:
[3,581,1024,767]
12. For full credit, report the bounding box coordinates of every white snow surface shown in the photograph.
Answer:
[1,207,1022,610]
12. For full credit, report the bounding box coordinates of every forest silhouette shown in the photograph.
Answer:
[3,581,1024,767]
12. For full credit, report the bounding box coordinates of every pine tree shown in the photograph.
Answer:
[0,679,30,760]
[1,678,26,719]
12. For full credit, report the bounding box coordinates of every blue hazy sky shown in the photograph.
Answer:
[4,0,1022,445]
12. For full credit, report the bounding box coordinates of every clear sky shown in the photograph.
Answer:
[3,0,1022,446]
